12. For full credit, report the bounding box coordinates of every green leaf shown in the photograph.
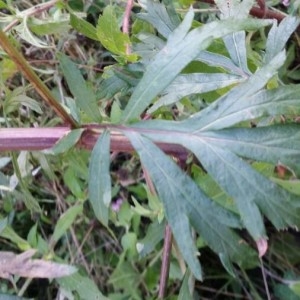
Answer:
[178,271,193,300]
[271,178,300,196]
[137,0,179,38]
[88,130,111,227]
[70,13,98,41]
[122,12,272,122]
[49,129,84,155]
[126,131,257,280]
[148,73,244,113]
[201,125,300,175]
[265,16,299,64]
[96,6,138,62]
[215,0,255,74]
[51,204,83,245]
[181,51,287,131]
[196,51,247,76]
[57,272,108,300]
[129,123,300,238]
[58,53,101,122]
[137,220,165,258]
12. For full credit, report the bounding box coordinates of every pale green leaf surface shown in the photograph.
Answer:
[58,53,101,122]
[148,73,244,113]
[15,16,49,48]
[122,16,272,122]
[126,131,256,279]
[49,129,84,155]
[51,204,83,244]
[215,0,255,19]
[215,0,254,74]
[88,130,111,227]
[200,125,300,175]
[265,16,299,64]
[181,51,286,131]
[223,31,250,75]
[137,0,179,38]
[196,51,247,76]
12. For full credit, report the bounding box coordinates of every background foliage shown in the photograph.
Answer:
[1,0,300,299]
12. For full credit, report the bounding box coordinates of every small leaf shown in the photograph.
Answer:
[88,130,111,227]
[96,6,138,62]
[15,16,49,48]
[57,272,108,300]
[58,53,101,122]
[70,13,98,41]
[49,129,84,155]
[0,250,77,279]
[51,204,83,245]
[178,271,193,300]
[137,0,180,38]
[265,16,299,64]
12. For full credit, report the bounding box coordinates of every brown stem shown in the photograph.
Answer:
[158,224,173,299]
[0,31,78,128]
[0,127,188,158]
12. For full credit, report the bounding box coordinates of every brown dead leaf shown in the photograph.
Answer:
[0,249,77,279]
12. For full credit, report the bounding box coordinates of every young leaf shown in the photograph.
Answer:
[49,129,84,155]
[88,130,111,227]
[126,131,257,280]
[51,204,83,245]
[70,13,98,41]
[58,53,101,123]
[122,13,272,122]
[96,6,138,62]
[264,16,299,64]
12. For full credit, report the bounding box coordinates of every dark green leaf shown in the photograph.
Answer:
[70,13,98,41]
[126,131,257,279]
[88,130,111,227]
[58,53,101,122]
[51,204,83,244]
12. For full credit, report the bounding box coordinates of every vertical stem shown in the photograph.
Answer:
[0,30,78,127]
[122,0,134,55]
[158,224,173,299]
